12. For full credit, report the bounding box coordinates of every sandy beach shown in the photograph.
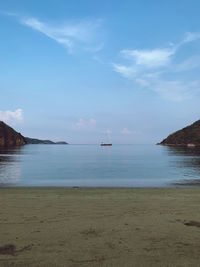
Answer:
[1,187,200,266]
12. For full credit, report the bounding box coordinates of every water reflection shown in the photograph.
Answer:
[165,146,200,185]
[1,144,200,187]
[0,146,25,186]
[166,146,200,156]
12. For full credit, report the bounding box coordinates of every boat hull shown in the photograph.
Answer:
[100,144,112,146]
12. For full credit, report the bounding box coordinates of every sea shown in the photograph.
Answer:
[1,144,200,187]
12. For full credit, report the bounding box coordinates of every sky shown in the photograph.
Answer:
[1,0,200,144]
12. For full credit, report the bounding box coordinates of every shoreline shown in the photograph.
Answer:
[2,180,200,188]
[1,187,200,266]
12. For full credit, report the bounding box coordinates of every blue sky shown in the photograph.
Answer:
[1,0,200,144]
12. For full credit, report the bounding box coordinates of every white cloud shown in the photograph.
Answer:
[21,17,103,53]
[0,109,23,124]
[113,63,137,79]
[113,32,200,101]
[121,48,175,68]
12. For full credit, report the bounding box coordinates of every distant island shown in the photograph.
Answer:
[158,120,200,146]
[25,137,68,145]
[0,121,68,147]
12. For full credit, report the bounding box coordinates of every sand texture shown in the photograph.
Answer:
[1,187,200,266]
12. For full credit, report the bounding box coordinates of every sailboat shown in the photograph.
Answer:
[100,131,112,146]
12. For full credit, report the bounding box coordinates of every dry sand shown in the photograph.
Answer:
[1,187,200,266]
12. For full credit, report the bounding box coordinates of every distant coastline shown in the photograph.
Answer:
[0,121,68,147]
[25,137,68,145]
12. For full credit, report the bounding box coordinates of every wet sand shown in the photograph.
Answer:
[1,187,200,266]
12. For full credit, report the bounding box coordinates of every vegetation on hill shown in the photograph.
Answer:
[25,137,68,145]
[159,120,200,146]
[0,121,26,147]
[0,121,68,147]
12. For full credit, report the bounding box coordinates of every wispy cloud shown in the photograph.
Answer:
[1,11,104,53]
[173,55,200,72]
[105,129,111,134]
[121,128,141,135]
[182,32,200,44]
[0,10,18,17]
[121,128,132,134]
[20,17,103,53]
[120,48,175,69]
[0,109,23,124]
[113,33,200,101]
[72,118,96,130]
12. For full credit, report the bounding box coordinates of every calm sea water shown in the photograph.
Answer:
[1,144,200,187]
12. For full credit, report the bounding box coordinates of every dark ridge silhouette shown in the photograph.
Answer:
[0,121,26,147]
[158,120,200,146]
[0,121,68,147]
